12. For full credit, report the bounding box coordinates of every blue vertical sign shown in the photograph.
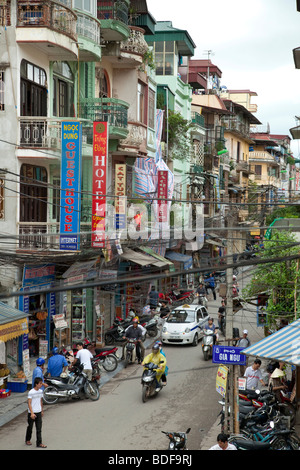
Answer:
[60,121,82,250]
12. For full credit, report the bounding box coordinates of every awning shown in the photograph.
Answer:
[138,247,175,271]
[62,259,99,281]
[0,301,29,342]
[121,249,168,267]
[242,319,300,365]
[165,251,193,270]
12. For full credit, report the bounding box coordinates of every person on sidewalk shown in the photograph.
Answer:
[47,347,68,377]
[244,359,267,390]
[205,274,216,300]
[32,358,48,390]
[209,433,237,450]
[25,377,47,448]
[74,342,93,380]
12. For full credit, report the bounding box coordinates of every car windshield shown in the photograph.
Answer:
[167,310,195,323]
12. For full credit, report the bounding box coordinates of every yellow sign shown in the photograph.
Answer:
[0,318,28,342]
[216,365,229,397]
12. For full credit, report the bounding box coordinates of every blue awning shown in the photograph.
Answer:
[165,251,193,270]
[242,319,300,365]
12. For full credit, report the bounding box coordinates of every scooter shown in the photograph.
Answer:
[201,329,215,361]
[197,294,208,307]
[141,316,159,338]
[43,363,100,404]
[141,361,164,402]
[123,339,140,368]
[104,318,127,345]
[161,428,191,450]
[92,346,119,372]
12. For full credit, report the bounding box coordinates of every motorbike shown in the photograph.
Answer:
[43,363,100,405]
[161,428,191,450]
[201,329,215,361]
[166,288,194,305]
[104,318,128,345]
[123,338,140,368]
[141,361,164,402]
[141,316,159,338]
[92,346,119,372]
[197,294,207,307]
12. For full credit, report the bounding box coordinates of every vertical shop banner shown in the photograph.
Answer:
[92,122,108,247]
[157,170,168,222]
[115,163,126,230]
[60,121,82,250]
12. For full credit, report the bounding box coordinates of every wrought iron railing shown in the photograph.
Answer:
[16,0,77,41]
[76,11,100,43]
[97,0,128,25]
[80,97,129,130]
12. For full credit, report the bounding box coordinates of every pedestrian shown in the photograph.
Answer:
[237,330,251,348]
[74,342,93,380]
[244,359,267,390]
[268,368,288,400]
[206,273,216,300]
[25,377,47,448]
[32,357,48,390]
[148,285,159,310]
[209,433,237,450]
[47,347,68,377]
[217,300,226,329]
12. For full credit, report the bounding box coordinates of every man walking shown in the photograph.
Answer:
[25,377,47,448]
[244,359,267,390]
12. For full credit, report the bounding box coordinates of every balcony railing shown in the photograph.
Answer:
[76,12,100,43]
[121,26,148,56]
[80,98,129,130]
[97,0,128,25]
[191,112,205,128]
[17,0,77,41]
[18,117,93,149]
[0,1,11,27]
[18,222,59,250]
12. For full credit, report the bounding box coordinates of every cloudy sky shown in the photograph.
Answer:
[148,0,300,156]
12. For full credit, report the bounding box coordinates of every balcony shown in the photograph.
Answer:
[16,0,78,60]
[97,0,130,42]
[249,151,279,165]
[76,12,101,61]
[80,98,129,140]
[236,161,250,173]
[119,26,148,66]
[18,222,59,251]
[17,117,94,155]
[119,122,147,155]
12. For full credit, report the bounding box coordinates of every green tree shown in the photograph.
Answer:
[242,230,300,330]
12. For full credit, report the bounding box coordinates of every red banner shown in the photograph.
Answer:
[157,170,168,222]
[92,122,108,247]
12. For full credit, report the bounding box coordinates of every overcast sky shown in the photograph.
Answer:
[148,0,300,156]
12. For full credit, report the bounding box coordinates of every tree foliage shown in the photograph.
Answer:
[242,230,300,328]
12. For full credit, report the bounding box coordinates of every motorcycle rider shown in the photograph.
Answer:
[155,341,168,385]
[196,283,207,305]
[46,347,68,377]
[204,317,219,344]
[122,317,146,361]
[123,318,143,363]
[142,343,167,392]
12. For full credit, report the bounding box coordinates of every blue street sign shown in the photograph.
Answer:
[212,345,247,365]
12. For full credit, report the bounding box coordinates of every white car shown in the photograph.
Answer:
[161,304,209,346]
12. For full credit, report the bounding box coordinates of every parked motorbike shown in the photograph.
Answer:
[92,346,119,372]
[161,428,191,450]
[167,288,194,305]
[141,316,159,338]
[104,318,128,345]
[141,361,164,402]
[43,363,100,404]
[201,329,215,361]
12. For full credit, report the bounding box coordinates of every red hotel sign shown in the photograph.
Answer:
[157,170,168,222]
[92,122,108,248]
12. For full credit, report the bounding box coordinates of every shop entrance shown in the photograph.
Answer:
[27,293,48,357]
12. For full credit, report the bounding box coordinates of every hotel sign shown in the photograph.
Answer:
[60,121,82,250]
[92,122,108,247]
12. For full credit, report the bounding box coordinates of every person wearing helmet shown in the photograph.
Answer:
[155,341,168,385]
[47,347,68,378]
[142,342,167,392]
[121,317,146,361]
[123,317,143,363]
[32,358,48,390]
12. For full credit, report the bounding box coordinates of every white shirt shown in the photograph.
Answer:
[76,348,93,370]
[28,388,43,413]
[209,443,237,450]
[244,365,263,389]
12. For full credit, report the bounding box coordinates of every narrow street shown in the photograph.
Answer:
[0,272,261,451]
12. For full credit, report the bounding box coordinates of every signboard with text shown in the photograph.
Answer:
[60,121,82,250]
[92,122,108,247]
[157,170,168,222]
[115,163,126,230]
[212,345,247,365]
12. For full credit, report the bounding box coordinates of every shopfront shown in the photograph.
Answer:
[19,264,56,358]
[0,301,29,385]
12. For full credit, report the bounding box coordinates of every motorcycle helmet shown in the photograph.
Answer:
[152,343,160,353]
[133,317,139,323]
[36,357,45,366]
[52,347,59,355]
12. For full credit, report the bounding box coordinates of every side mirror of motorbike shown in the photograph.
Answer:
[186,428,191,434]
[159,360,164,364]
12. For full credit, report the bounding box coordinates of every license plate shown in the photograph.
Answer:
[170,335,180,339]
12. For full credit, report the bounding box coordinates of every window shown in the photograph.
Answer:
[20,60,47,116]
[153,41,176,76]
[74,0,96,16]
[53,61,74,117]
[20,164,47,222]
[0,71,4,111]
[137,82,146,124]
[52,177,60,222]
[148,88,155,129]
[255,165,262,175]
